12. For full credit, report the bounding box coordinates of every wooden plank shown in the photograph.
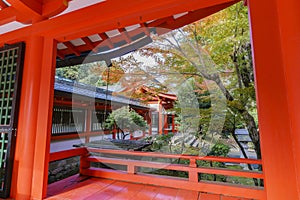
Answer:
[133,185,162,200]
[47,176,115,199]
[153,187,179,200]
[199,192,220,200]
[221,196,244,200]
[83,181,129,200]
[82,168,265,199]
[105,181,145,199]
[175,189,199,200]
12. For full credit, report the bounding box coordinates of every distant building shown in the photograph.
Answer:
[51,77,177,141]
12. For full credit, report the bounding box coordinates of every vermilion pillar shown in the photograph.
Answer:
[163,115,168,134]
[158,102,163,135]
[11,36,56,199]
[172,115,175,133]
[85,108,92,143]
[248,0,300,199]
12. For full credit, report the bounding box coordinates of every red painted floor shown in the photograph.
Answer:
[46,175,200,200]
[46,175,253,200]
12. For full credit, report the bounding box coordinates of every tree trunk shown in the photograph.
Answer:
[202,72,262,161]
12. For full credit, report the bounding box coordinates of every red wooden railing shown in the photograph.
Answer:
[49,148,266,199]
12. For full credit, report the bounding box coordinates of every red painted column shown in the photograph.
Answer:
[163,115,168,134]
[158,102,163,135]
[172,115,175,133]
[11,36,56,199]
[248,0,300,199]
[148,111,152,135]
[85,108,92,143]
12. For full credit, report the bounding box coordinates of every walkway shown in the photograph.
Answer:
[46,175,255,200]
[46,175,200,200]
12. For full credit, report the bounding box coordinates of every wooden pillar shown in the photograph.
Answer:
[248,0,300,199]
[148,111,152,135]
[11,36,56,199]
[158,102,163,135]
[112,129,116,139]
[172,115,175,133]
[85,108,92,143]
[163,115,168,134]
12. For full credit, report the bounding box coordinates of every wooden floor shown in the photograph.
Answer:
[46,175,200,200]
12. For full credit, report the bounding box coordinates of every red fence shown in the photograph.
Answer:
[49,147,266,199]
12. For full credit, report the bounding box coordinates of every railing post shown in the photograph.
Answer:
[128,164,137,174]
[130,132,133,140]
[80,154,90,175]
[189,158,198,182]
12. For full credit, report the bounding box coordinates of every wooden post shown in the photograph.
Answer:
[189,158,198,182]
[85,108,92,143]
[163,115,168,134]
[80,155,91,174]
[11,36,56,199]
[172,115,175,133]
[127,164,137,174]
[148,111,152,135]
[158,102,163,135]
[248,0,300,199]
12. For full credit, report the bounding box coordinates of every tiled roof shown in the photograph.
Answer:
[54,76,148,108]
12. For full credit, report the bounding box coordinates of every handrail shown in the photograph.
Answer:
[49,147,88,162]
[80,148,265,199]
[49,147,265,199]
[87,148,262,165]
[86,156,264,179]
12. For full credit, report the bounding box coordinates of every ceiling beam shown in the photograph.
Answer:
[0,0,8,9]
[118,28,132,43]
[7,0,43,23]
[149,1,239,35]
[0,7,17,26]
[99,33,114,49]
[81,37,97,52]
[0,0,240,45]
[63,41,80,56]
[140,23,151,36]
[42,0,70,18]
[2,0,70,24]
[40,0,240,40]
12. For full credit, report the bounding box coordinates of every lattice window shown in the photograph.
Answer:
[0,47,18,126]
[0,43,24,198]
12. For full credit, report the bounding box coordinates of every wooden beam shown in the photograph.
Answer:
[40,0,240,41]
[56,50,65,59]
[81,37,97,52]
[0,0,238,45]
[99,32,114,49]
[140,23,151,36]
[0,7,17,26]
[7,0,44,22]
[118,28,132,43]
[63,41,80,56]
[42,0,69,18]
[0,0,8,9]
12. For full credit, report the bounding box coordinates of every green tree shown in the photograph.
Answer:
[138,3,261,167]
[105,106,147,139]
[56,61,124,87]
